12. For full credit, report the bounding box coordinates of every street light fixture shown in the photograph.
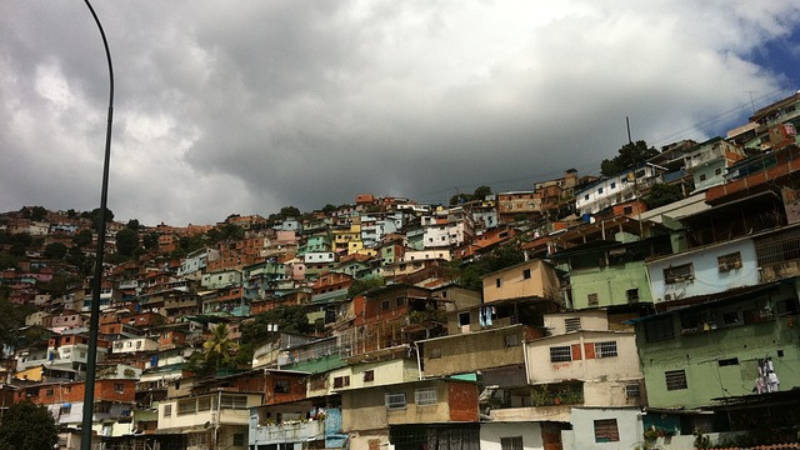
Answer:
[79,1,114,449]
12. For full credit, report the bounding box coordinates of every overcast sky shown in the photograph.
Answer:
[2,1,799,226]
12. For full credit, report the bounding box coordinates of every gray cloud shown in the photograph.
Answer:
[1,1,799,225]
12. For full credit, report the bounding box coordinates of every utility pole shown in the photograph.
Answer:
[79,1,115,449]
[626,116,633,144]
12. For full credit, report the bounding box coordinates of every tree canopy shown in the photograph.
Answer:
[643,183,684,209]
[241,305,313,345]
[115,228,140,257]
[43,242,68,260]
[450,243,526,291]
[0,401,59,450]
[600,140,659,177]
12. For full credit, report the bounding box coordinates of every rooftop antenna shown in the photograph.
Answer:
[745,91,757,115]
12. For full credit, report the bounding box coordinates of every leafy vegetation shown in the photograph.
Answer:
[240,305,314,345]
[0,400,59,450]
[600,140,658,177]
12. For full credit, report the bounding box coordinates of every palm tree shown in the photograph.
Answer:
[202,323,239,371]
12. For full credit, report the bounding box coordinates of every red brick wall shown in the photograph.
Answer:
[17,379,136,405]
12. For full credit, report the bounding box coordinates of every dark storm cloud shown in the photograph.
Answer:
[2,1,799,225]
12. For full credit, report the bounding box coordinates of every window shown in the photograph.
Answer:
[523,268,531,279]
[114,383,125,394]
[565,317,581,332]
[197,397,212,411]
[587,293,598,306]
[699,173,707,182]
[665,370,688,391]
[381,300,390,311]
[163,405,172,417]
[396,297,405,307]
[220,395,248,410]
[594,419,620,442]
[610,182,616,189]
[584,194,590,201]
[496,278,502,288]
[550,346,572,363]
[719,358,739,367]
[623,205,633,215]
[625,384,640,398]
[718,252,742,272]
[598,188,604,194]
[415,387,437,406]
[364,370,375,382]
[60,404,72,414]
[645,316,674,342]
[715,168,722,176]
[274,380,290,394]
[626,288,640,303]
[333,376,350,389]
[233,433,246,446]
[504,334,521,347]
[501,436,523,450]
[458,312,470,327]
[595,341,618,358]
[664,264,693,284]
[386,392,407,410]
[178,399,196,415]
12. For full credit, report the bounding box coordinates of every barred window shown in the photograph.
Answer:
[415,387,437,406]
[587,293,599,306]
[501,436,523,450]
[550,346,572,363]
[197,397,212,411]
[594,419,620,442]
[364,370,375,382]
[386,392,407,410]
[565,318,581,332]
[625,384,640,398]
[665,370,688,391]
[595,341,618,358]
[177,399,195,415]
[664,264,693,284]
[220,395,248,409]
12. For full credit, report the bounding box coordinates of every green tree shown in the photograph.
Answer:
[348,276,385,298]
[449,193,472,206]
[241,305,313,345]
[142,232,159,250]
[600,140,659,177]
[72,229,94,247]
[279,206,301,218]
[66,208,77,219]
[126,219,140,230]
[43,242,68,260]
[22,206,48,221]
[41,275,71,297]
[643,183,684,209]
[0,253,18,271]
[89,207,114,232]
[202,323,240,371]
[115,228,140,257]
[0,298,30,352]
[450,243,526,291]
[0,400,59,450]
[472,185,492,200]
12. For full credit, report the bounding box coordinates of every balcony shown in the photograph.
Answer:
[251,419,325,444]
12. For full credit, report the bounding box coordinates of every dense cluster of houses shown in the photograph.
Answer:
[1,93,800,450]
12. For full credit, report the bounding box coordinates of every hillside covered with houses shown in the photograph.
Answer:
[2,92,800,450]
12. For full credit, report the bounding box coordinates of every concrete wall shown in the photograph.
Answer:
[481,422,544,450]
[423,326,525,377]
[483,260,560,303]
[526,331,642,387]
[564,407,643,450]
[647,239,758,304]
[570,262,652,310]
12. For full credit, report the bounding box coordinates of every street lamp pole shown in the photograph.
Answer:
[79,0,114,449]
